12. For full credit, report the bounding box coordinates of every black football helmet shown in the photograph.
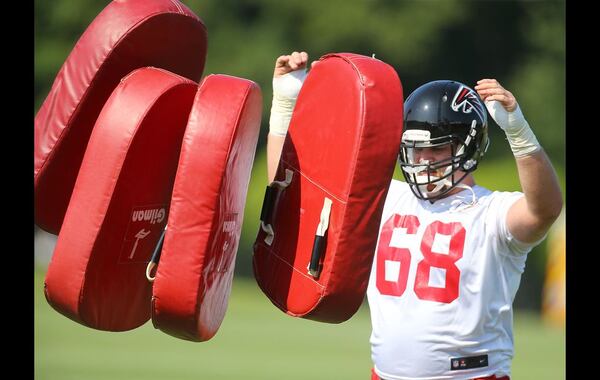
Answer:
[398,80,489,202]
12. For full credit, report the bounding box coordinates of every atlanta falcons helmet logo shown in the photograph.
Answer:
[451,85,485,122]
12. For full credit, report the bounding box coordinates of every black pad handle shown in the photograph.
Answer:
[146,227,166,282]
[260,186,277,224]
[150,227,166,265]
[308,235,325,278]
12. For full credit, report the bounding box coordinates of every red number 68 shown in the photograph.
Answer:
[375,214,466,303]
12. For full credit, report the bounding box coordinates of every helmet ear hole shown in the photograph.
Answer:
[462,159,476,171]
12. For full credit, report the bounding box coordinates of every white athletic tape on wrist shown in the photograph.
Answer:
[269,69,307,136]
[485,100,541,157]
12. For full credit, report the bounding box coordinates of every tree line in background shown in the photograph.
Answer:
[34,0,565,311]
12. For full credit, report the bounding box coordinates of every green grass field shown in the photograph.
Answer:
[34,267,564,379]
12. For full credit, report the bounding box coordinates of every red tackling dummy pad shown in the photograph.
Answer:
[151,75,262,341]
[253,53,404,323]
[44,67,198,331]
[34,0,207,234]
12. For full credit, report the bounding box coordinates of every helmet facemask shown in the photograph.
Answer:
[399,120,485,202]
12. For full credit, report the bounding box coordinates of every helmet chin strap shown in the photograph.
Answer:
[451,183,477,207]
[415,161,453,198]
[414,166,477,207]
[416,176,477,207]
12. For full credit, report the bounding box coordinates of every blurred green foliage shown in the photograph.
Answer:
[34,0,565,311]
[34,0,565,165]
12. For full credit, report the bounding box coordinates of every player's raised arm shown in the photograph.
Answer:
[475,79,563,244]
[267,51,308,182]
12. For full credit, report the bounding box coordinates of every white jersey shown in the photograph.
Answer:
[367,180,541,380]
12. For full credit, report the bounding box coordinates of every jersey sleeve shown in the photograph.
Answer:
[487,190,547,256]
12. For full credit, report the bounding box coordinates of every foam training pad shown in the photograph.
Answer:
[253,53,404,323]
[35,0,207,234]
[44,67,198,331]
[151,74,262,342]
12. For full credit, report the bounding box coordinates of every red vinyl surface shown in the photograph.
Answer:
[253,53,404,323]
[151,75,262,341]
[44,67,197,331]
[34,0,207,234]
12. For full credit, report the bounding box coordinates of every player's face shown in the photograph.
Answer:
[410,144,454,192]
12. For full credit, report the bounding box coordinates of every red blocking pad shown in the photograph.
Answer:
[44,67,198,331]
[253,53,404,323]
[34,0,207,234]
[151,75,262,341]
